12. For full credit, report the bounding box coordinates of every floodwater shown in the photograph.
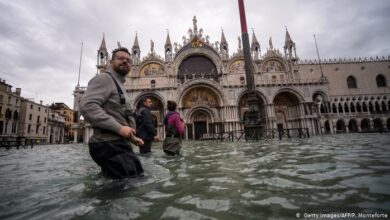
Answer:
[0,133,389,220]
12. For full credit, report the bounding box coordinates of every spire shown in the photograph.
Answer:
[219,28,229,59]
[132,33,140,49]
[251,29,259,48]
[97,34,109,74]
[283,27,298,70]
[221,29,227,45]
[251,29,260,60]
[165,31,172,48]
[132,33,141,64]
[165,30,173,62]
[285,27,293,45]
[99,33,107,51]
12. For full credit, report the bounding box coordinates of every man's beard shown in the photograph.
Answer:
[114,64,130,76]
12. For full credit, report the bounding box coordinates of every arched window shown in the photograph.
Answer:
[376,74,387,87]
[347,76,357,88]
[240,76,245,85]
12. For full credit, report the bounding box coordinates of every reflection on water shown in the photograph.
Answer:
[0,133,389,219]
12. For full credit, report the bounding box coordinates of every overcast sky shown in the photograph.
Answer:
[1,0,389,108]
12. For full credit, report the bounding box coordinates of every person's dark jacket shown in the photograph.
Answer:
[136,106,156,141]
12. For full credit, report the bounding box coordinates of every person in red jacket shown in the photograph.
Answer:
[163,101,184,155]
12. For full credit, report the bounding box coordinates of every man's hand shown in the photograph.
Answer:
[130,136,144,146]
[118,126,136,138]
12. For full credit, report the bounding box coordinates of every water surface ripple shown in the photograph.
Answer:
[0,133,389,219]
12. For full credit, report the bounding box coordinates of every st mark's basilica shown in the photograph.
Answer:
[74,17,390,142]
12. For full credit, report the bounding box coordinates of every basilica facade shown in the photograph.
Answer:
[74,17,390,141]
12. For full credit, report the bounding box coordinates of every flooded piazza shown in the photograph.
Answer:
[0,133,389,220]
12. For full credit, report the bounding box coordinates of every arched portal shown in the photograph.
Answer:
[238,92,266,122]
[336,119,346,133]
[373,118,383,132]
[361,118,370,132]
[189,109,214,140]
[324,120,331,133]
[273,91,302,129]
[181,86,221,140]
[348,119,358,133]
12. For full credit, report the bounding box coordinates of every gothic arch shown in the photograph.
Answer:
[347,75,357,88]
[376,74,387,87]
[373,118,383,131]
[348,118,358,132]
[336,119,346,133]
[361,118,371,132]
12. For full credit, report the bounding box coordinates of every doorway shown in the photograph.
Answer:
[194,121,207,140]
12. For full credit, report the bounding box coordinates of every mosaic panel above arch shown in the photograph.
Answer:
[139,62,164,77]
[264,59,285,72]
[229,59,245,74]
[182,87,219,108]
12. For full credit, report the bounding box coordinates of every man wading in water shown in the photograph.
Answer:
[80,47,144,179]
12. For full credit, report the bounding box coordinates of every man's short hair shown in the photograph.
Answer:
[167,100,177,111]
[112,47,131,58]
[142,97,151,103]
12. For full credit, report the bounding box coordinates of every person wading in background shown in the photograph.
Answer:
[136,98,160,154]
[163,100,184,156]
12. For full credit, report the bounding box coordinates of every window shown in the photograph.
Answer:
[347,76,357,88]
[29,114,32,120]
[5,108,12,119]
[12,121,17,133]
[30,104,33,109]
[13,111,18,120]
[376,74,387,87]
[240,76,245,85]
[151,80,156,88]
[28,124,31,133]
